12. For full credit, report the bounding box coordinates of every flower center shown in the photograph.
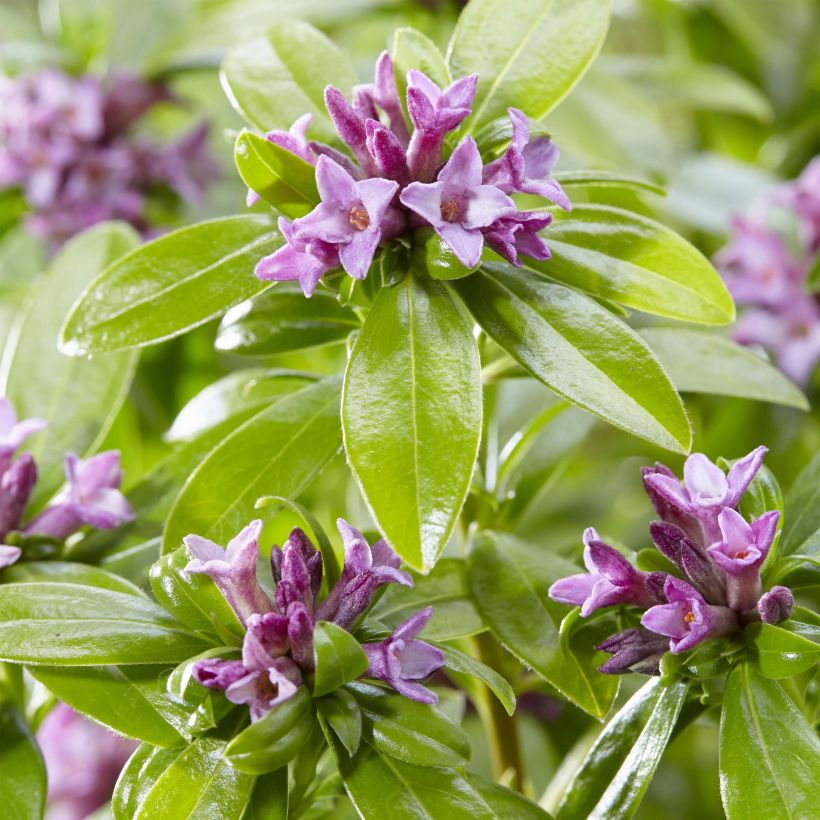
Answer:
[348,206,370,231]
[734,550,750,559]
[683,611,695,624]
[256,675,277,700]
[441,198,461,222]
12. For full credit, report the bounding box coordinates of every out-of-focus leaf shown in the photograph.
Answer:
[0,701,46,820]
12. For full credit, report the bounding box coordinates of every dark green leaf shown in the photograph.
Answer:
[0,701,45,820]
[342,276,482,572]
[312,621,369,698]
[748,621,820,679]
[243,769,288,820]
[434,642,515,716]
[315,688,362,756]
[60,215,280,354]
[468,773,553,818]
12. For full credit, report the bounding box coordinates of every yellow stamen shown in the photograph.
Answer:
[684,611,695,624]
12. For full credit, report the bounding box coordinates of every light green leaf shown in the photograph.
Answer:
[0,701,45,820]
[748,621,820,679]
[448,0,610,134]
[780,451,820,558]
[392,27,450,100]
[2,561,145,596]
[434,642,515,716]
[457,265,691,453]
[312,621,369,698]
[342,276,482,572]
[555,170,666,196]
[60,215,280,354]
[113,744,183,820]
[315,688,362,756]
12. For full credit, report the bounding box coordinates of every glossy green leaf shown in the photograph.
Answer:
[225,688,315,774]
[0,701,46,820]
[166,368,316,442]
[434,642,515,716]
[133,736,255,819]
[163,376,342,554]
[780,450,820,558]
[221,20,357,140]
[243,769,288,820]
[216,288,359,357]
[0,582,209,665]
[315,688,362,756]
[351,682,471,768]
[60,215,280,354]
[457,265,691,453]
[342,276,482,572]
[640,328,807,410]
[113,744,184,820]
[529,205,734,324]
[467,531,618,718]
[468,773,553,818]
[392,27,450,100]
[556,677,688,820]
[370,558,484,641]
[448,0,610,133]
[29,664,188,747]
[312,621,369,698]
[748,621,820,679]
[720,663,820,820]
[235,130,319,218]
[2,561,145,596]
[555,170,666,196]
[0,222,139,500]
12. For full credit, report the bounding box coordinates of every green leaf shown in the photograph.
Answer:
[225,688,315,775]
[434,642,515,716]
[639,328,808,410]
[0,222,139,500]
[113,744,184,820]
[456,265,691,453]
[216,288,358,357]
[2,561,145,596]
[555,677,689,820]
[370,558,485,641]
[132,736,255,819]
[807,252,820,291]
[529,205,735,324]
[243,769,288,820]
[748,621,820,679]
[343,276,481,572]
[312,621,369,698]
[0,701,46,820]
[448,0,610,134]
[315,688,362,756]
[162,376,342,554]
[221,20,357,140]
[0,582,210,665]
[235,130,319,218]
[150,545,244,641]
[29,664,188,747]
[467,531,618,718]
[60,215,280,354]
[391,27,450,100]
[720,663,820,820]
[350,682,471,768]
[555,170,667,196]
[780,450,820,558]
[468,773,553,818]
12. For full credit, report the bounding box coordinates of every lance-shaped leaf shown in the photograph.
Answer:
[316,688,362,756]
[448,0,610,133]
[2,561,145,596]
[555,677,689,820]
[221,20,357,140]
[780,451,820,558]
[747,621,820,679]
[720,663,820,820]
[162,376,342,554]
[342,276,482,572]
[60,215,280,354]
[312,621,369,698]
[0,222,139,501]
[456,265,691,453]
[434,642,515,716]
[113,744,184,820]
[0,702,46,820]
[391,27,451,101]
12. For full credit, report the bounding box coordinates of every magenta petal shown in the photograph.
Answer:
[436,222,483,268]
[641,602,689,640]
[548,573,598,607]
[355,176,399,224]
[726,446,768,505]
[717,508,754,552]
[0,545,21,569]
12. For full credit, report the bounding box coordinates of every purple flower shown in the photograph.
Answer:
[271,527,323,604]
[362,607,444,704]
[400,137,515,268]
[286,602,315,671]
[483,210,552,267]
[291,156,400,280]
[242,612,290,668]
[771,157,820,253]
[183,519,274,625]
[0,545,21,570]
[192,658,248,691]
[267,113,315,165]
[324,86,375,175]
[405,71,478,182]
[25,451,133,542]
[757,585,794,625]
[0,398,46,476]
[365,119,410,184]
[0,453,37,539]
[707,508,779,611]
[595,628,671,676]
[160,123,220,206]
[101,73,173,137]
[482,108,570,210]
[641,577,738,654]
[548,527,666,616]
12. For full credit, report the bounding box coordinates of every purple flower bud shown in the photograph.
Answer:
[271,527,323,600]
[757,585,794,624]
[365,119,410,184]
[0,398,46,477]
[192,658,248,690]
[641,577,739,654]
[482,210,552,267]
[274,536,314,614]
[0,545,21,570]
[323,86,375,174]
[224,657,302,722]
[183,519,275,625]
[400,137,516,268]
[362,607,444,703]
[266,113,315,164]
[372,52,410,146]
[25,451,133,541]
[0,453,37,539]
[482,108,570,210]
[707,508,779,611]
[331,570,380,630]
[242,612,290,669]
[287,602,314,671]
[548,528,665,616]
[595,628,670,676]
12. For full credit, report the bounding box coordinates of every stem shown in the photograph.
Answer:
[471,633,524,792]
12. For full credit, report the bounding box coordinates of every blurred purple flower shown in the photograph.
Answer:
[0,545,21,569]
[0,453,37,539]
[0,398,46,476]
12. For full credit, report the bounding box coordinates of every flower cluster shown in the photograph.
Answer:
[0,70,218,248]
[0,397,133,570]
[549,446,794,675]
[715,157,820,386]
[186,518,444,721]
[253,52,569,296]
